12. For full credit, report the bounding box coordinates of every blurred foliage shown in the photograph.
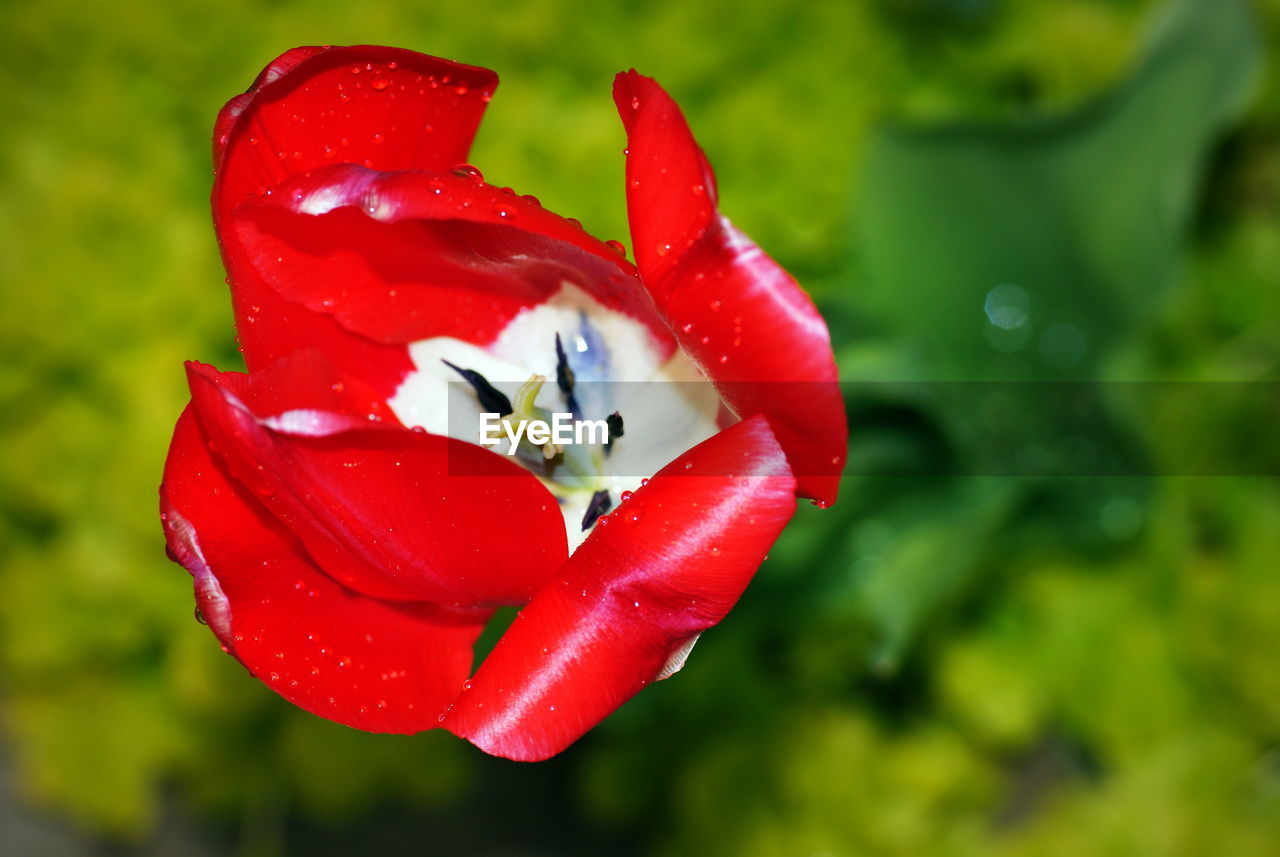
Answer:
[1,0,1277,854]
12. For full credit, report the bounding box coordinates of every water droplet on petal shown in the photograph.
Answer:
[453,163,484,182]
[370,76,390,91]
[606,239,627,256]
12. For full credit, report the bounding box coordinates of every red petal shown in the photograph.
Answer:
[241,348,402,425]
[161,407,488,733]
[226,164,674,349]
[213,45,498,220]
[212,46,500,396]
[444,415,796,760]
[221,235,414,399]
[614,71,846,504]
[186,362,569,607]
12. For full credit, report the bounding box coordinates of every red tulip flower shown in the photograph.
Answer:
[161,45,846,761]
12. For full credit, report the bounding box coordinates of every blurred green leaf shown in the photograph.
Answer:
[853,0,1262,380]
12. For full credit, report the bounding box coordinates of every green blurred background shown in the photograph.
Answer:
[2,0,1278,853]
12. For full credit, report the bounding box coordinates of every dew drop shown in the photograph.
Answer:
[606,239,627,256]
[620,490,634,502]
[462,679,473,690]
[370,76,390,91]
[371,132,385,144]
[453,163,484,182]
[681,322,695,334]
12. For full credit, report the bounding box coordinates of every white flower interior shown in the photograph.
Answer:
[389,283,720,551]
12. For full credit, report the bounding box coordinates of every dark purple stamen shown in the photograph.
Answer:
[554,333,582,416]
[605,411,624,455]
[442,359,513,416]
[580,489,613,530]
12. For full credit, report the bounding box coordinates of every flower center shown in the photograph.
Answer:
[388,283,719,550]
